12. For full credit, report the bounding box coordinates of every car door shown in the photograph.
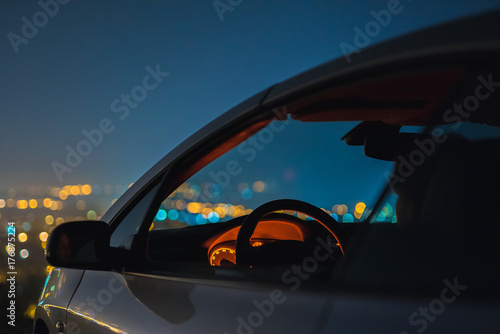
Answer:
[35,268,85,334]
[65,168,330,334]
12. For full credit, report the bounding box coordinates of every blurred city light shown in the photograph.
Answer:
[39,232,49,242]
[343,213,354,222]
[20,249,29,259]
[17,199,28,209]
[87,210,97,220]
[355,202,366,214]
[208,211,219,223]
[43,198,52,208]
[156,209,167,221]
[253,181,266,192]
[70,185,80,196]
[59,190,68,200]
[45,215,54,225]
[167,209,178,221]
[81,184,92,195]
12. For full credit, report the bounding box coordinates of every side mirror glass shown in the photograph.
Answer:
[46,220,111,270]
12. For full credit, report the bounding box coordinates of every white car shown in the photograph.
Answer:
[35,10,500,334]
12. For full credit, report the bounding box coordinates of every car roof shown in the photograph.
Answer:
[102,9,500,223]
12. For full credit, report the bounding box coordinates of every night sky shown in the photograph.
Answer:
[2,0,499,191]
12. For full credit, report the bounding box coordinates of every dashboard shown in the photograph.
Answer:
[148,212,349,267]
[202,215,311,266]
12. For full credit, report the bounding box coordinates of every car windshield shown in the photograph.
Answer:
[150,119,421,230]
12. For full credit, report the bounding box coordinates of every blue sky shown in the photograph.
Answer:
[1,0,499,190]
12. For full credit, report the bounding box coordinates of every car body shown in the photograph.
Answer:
[35,10,500,334]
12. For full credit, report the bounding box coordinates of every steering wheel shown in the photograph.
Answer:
[235,199,348,266]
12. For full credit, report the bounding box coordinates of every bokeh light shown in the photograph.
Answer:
[39,232,49,242]
[355,202,366,214]
[81,184,92,195]
[18,233,28,242]
[175,199,186,210]
[59,190,68,200]
[187,202,202,214]
[70,185,80,196]
[196,214,207,224]
[241,188,253,200]
[342,213,354,222]
[168,209,178,221]
[45,215,54,225]
[156,209,167,221]
[208,211,220,223]
[87,210,97,220]
[214,206,226,219]
[17,200,28,209]
[334,204,348,215]
[20,249,29,259]
[202,208,212,218]
[253,181,266,192]
[43,198,52,208]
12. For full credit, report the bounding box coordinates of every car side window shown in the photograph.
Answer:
[110,181,162,249]
[149,121,399,233]
[144,120,396,269]
[147,120,396,230]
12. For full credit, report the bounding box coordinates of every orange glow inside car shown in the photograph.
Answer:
[204,220,305,249]
[206,220,306,266]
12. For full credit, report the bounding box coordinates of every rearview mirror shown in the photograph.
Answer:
[46,220,111,270]
[364,133,433,161]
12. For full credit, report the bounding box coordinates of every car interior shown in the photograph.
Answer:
[141,62,500,295]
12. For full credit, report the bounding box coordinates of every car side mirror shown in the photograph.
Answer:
[46,220,112,270]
